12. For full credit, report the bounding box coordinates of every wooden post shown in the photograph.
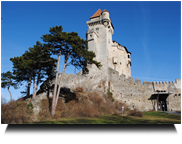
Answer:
[157,92,159,111]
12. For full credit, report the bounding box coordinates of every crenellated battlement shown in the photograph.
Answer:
[154,81,176,84]
[152,79,181,92]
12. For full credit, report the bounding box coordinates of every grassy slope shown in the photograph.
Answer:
[30,111,181,124]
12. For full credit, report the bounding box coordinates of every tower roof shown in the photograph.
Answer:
[90,8,102,19]
[103,9,109,12]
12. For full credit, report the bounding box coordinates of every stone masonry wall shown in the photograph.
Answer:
[39,72,108,98]
[38,68,181,112]
[108,68,154,111]
[108,68,181,111]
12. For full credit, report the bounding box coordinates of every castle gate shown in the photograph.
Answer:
[149,92,172,111]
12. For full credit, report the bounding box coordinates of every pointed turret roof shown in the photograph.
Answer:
[90,8,102,19]
[103,9,109,12]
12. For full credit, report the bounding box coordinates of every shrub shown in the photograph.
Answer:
[75,87,84,92]
[1,101,31,124]
[39,98,68,120]
[127,109,143,117]
[27,102,33,114]
[88,92,104,108]
[54,98,68,118]
[69,99,99,117]
[107,88,114,102]
[38,98,51,120]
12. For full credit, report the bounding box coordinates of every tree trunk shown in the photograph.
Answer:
[55,52,70,111]
[33,76,35,95]
[55,62,67,108]
[27,70,33,97]
[8,86,12,102]
[51,40,65,116]
[46,78,50,98]
[32,69,41,99]
[51,51,62,116]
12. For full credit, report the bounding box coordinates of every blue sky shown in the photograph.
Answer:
[1,1,181,102]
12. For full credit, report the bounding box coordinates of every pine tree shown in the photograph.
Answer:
[10,41,56,99]
[1,71,18,102]
[41,26,70,115]
[42,26,101,116]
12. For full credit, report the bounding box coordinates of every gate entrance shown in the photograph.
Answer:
[157,96,168,111]
[149,92,171,111]
[156,92,169,111]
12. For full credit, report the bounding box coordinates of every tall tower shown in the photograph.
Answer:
[86,9,114,83]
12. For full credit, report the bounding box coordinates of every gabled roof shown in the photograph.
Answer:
[113,40,131,54]
[90,9,102,19]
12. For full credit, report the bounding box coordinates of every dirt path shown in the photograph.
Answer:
[163,111,181,115]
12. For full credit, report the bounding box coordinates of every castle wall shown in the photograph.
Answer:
[108,68,154,111]
[168,91,181,112]
[39,68,180,112]
[108,68,181,111]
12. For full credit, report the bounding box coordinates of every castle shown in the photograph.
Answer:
[39,9,181,112]
[85,9,181,112]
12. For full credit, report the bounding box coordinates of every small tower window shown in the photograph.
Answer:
[120,62,122,65]
[90,34,92,37]
[108,82,110,87]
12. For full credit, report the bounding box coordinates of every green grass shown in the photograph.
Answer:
[29,111,181,124]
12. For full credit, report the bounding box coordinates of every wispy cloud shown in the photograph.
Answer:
[134,3,152,78]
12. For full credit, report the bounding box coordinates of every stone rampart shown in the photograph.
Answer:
[107,68,181,111]
[38,68,181,112]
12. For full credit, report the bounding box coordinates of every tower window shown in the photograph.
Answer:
[90,34,92,37]
[108,82,110,87]
[120,62,122,65]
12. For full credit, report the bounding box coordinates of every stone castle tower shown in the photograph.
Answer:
[86,9,132,82]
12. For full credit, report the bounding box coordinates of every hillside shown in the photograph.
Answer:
[1,87,130,124]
